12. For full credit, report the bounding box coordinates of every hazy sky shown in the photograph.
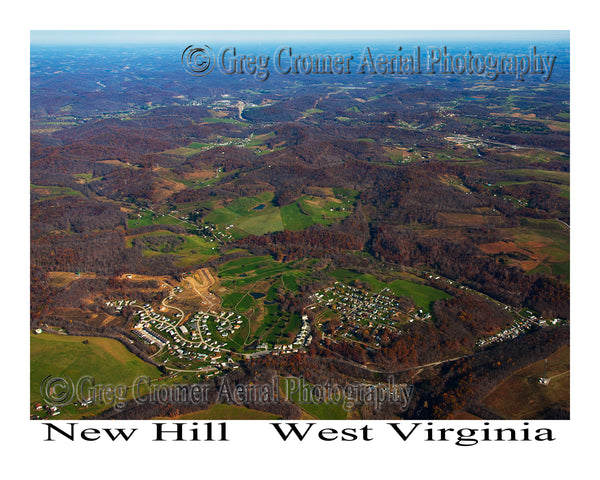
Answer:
[31,30,569,46]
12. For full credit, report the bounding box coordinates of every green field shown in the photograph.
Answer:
[125,229,217,266]
[280,377,348,419]
[200,313,251,351]
[73,173,103,183]
[204,192,285,236]
[162,147,200,157]
[204,190,354,237]
[127,211,186,229]
[280,195,354,231]
[511,218,570,281]
[236,206,284,235]
[171,235,219,267]
[280,202,315,230]
[303,108,324,115]
[282,274,299,291]
[330,269,451,312]
[388,279,451,311]
[482,346,569,419]
[219,256,300,288]
[496,180,570,199]
[31,184,84,200]
[507,169,570,185]
[31,333,162,417]
[188,142,211,149]
[246,132,275,148]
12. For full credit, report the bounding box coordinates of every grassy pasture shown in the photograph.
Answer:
[330,269,451,312]
[31,333,162,417]
[204,192,284,236]
[127,211,185,229]
[388,279,451,311]
[482,346,569,419]
[507,169,570,185]
[279,377,348,420]
[125,229,217,266]
[31,184,84,200]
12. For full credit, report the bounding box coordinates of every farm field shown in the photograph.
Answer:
[204,192,283,236]
[506,169,570,185]
[125,229,218,267]
[31,184,84,200]
[279,377,348,420]
[203,190,355,236]
[281,194,354,230]
[388,279,452,311]
[127,211,187,229]
[30,333,162,417]
[481,346,570,419]
[511,218,569,280]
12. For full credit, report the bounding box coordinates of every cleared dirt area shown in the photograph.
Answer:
[180,268,221,311]
[478,240,526,255]
[477,238,559,273]
[52,307,120,328]
[98,159,138,167]
[439,174,471,193]
[151,177,188,202]
[47,271,97,288]
[383,146,411,160]
[180,169,215,181]
[546,122,570,132]
[120,272,174,287]
[303,196,341,208]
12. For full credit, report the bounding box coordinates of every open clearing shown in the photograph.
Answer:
[481,345,569,419]
[330,269,450,312]
[31,332,162,416]
[125,229,217,267]
[279,377,348,420]
[47,271,98,288]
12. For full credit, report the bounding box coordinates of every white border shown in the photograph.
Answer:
[5,0,597,477]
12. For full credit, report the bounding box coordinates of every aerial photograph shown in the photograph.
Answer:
[30,30,570,421]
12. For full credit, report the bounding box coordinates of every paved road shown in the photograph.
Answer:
[162,294,186,326]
